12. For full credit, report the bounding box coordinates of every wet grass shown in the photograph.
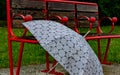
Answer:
[0,27,47,68]
[0,26,120,68]
[87,26,120,63]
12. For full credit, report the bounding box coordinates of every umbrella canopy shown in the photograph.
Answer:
[22,20,103,75]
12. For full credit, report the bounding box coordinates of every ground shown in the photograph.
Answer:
[0,64,120,75]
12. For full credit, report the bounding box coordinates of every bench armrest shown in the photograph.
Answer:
[98,17,118,34]
[74,16,96,34]
[12,14,32,38]
[48,15,68,24]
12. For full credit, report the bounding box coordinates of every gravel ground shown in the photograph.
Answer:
[0,64,68,75]
[0,64,120,75]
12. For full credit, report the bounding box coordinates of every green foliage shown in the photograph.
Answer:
[80,0,120,24]
[0,0,6,20]
[98,0,120,17]
[98,0,120,24]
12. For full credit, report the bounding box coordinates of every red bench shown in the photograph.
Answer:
[6,0,118,75]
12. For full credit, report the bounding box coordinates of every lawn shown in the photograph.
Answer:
[0,26,120,68]
[0,27,46,68]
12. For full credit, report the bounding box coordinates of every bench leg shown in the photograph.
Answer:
[41,52,64,75]
[97,39,102,62]
[16,42,24,75]
[41,52,50,72]
[8,40,14,75]
[97,38,112,65]
[103,38,112,65]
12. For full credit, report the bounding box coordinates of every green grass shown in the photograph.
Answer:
[0,21,6,27]
[73,25,120,63]
[0,27,47,68]
[0,26,120,68]
[87,26,120,63]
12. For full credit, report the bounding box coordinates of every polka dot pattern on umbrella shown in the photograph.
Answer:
[23,20,104,75]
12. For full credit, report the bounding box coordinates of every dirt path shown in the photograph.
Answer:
[0,64,120,75]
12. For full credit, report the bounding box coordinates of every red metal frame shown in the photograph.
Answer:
[6,0,118,75]
[74,16,118,64]
[84,16,118,65]
[6,0,67,75]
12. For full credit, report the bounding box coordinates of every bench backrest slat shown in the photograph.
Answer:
[48,2,74,11]
[77,4,98,12]
[47,1,98,28]
[11,0,45,27]
[77,4,98,27]
[11,0,99,28]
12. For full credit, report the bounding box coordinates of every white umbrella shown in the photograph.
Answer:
[22,20,103,75]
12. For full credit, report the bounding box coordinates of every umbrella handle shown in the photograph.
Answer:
[46,62,59,75]
[83,30,91,38]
